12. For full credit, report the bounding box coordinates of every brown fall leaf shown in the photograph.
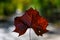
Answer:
[14,8,48,36]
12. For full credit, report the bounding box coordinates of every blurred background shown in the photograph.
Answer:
[0,0,60,40]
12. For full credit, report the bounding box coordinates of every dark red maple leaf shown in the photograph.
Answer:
[14,8,48,36]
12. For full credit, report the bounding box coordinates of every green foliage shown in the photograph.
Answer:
[0,0,60,22]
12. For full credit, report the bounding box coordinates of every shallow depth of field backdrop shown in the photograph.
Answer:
[0,0,60,40]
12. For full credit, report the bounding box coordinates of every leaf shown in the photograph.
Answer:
[14,8,48,36]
